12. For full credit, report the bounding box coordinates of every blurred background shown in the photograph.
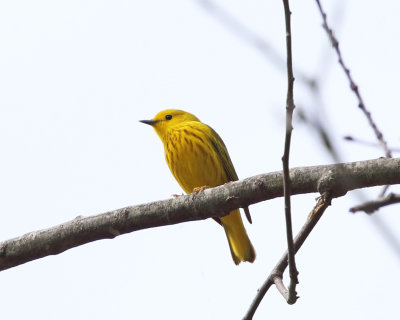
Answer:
[0,0,399,319]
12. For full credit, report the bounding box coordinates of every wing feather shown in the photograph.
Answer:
[206,125,252,224]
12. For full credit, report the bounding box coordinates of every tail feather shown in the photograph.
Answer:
[220,209,256,265]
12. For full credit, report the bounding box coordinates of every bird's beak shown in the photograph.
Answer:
[139,119,159,126]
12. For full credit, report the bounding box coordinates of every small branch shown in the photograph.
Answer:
[243,193,332,320]
[350,193,400,214]
[0,157,399,272]
[315,0,392,159]
[344,136,400,153]
[281,0,299,304]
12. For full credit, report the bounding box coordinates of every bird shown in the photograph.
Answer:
[140,109,255,265]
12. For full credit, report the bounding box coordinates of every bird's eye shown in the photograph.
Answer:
[165,115,172,120]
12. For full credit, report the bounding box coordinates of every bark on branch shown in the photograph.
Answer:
[0,157,399,272]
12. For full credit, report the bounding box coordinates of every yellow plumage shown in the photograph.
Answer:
[140,109,255,265]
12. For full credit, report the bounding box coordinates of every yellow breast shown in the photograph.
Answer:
[163,122,228,194]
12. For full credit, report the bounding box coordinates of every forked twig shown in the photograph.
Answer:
[243,193,333,319]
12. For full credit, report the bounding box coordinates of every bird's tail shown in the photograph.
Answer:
[220,209,256,265]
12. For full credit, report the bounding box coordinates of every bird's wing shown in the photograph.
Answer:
[206,125,252,224]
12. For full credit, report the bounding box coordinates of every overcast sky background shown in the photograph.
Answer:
[1,1,400,319]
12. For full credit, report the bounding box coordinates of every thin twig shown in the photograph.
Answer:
[315,0,392,159]
[350,193,400,214]
[281,0,299,304]
[344,136,400,153]
[243,193,333,320]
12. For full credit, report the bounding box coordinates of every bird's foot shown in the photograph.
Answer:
[171,193,184,198]
[192,185,211,193]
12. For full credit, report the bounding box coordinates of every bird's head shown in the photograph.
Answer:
[140,109,200,140]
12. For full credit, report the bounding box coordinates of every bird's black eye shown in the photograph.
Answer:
[165,115,172,120]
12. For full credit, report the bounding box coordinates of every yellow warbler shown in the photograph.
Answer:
[140,109,255,265]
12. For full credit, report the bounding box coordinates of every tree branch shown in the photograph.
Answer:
[0,157,399,272]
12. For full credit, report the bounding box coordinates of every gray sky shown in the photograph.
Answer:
[0,1,399,319]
